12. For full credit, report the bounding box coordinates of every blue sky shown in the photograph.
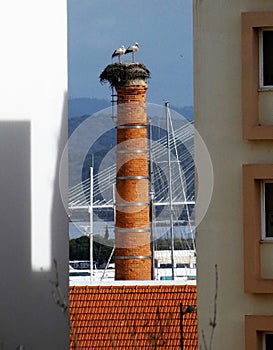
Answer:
[68,0,193,107]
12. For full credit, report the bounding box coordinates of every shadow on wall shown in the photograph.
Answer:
[0,93,69,349]
[0,121,31,283]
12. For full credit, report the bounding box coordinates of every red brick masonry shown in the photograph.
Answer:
[115,82,151,280]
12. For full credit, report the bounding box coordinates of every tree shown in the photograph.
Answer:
[69,235,115,267]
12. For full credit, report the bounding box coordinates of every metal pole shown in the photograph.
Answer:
[180,303,184,350]
[89,167,94,282]
[113,183,116,225]
[101,184,116,282]
[165,102,175,280]
[180,304,195,350]
[149,120,155,280]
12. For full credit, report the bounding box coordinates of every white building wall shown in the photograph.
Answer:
[0,1,69,349]
[194,1,273,349]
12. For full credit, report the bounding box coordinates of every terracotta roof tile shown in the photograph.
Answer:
[70,284,197,349]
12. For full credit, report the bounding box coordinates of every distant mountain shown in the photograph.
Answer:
[68,98,111,118]
[172,105,194,121]
[68,97,194,121]
[68,114,90,138]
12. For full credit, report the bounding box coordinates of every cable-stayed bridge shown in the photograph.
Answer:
[68,120,194,214]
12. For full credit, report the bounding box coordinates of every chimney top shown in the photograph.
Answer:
[99,62,150,88]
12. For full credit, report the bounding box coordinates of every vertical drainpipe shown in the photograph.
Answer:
[114,79,152,280]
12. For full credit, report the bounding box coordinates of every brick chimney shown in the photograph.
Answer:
[100,63,152,280]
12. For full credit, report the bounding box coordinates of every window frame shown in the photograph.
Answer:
[245,316,273,350]
[243,164,273,293]
[241,12,273,140]
[259,28,273,90]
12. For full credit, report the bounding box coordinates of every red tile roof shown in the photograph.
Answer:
[70,284,197,349]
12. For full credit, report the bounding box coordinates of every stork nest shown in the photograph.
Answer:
[99,63,151,87]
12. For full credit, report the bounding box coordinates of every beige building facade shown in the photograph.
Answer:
[194,1,273,349]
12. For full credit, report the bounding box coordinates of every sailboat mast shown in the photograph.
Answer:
[149,119,156,280]
[165,102,175,280]
[89,167,94,282]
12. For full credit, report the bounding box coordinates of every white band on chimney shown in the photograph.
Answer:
[116,202,149,207]
[117,175,148,180]
[115,228,150,233]
[117,149,148,154]
[115,255,151,260]
[117,125,148,129]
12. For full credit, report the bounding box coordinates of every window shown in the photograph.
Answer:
[176,263,190,268]
[264,333,273,350]
[262,182,273,240]
[243,164,273,293]
[260,29,273,89]
[159,263,173,269]
[241,12,273,139]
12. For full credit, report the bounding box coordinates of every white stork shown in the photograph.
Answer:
[125,42,139,63]
[112,45,125,63]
